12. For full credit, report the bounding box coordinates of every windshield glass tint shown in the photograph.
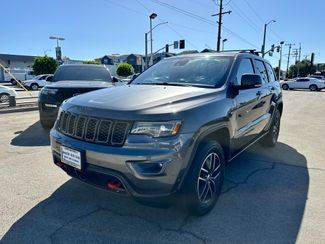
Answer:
[53,65,111,82]
[132,56,233,87]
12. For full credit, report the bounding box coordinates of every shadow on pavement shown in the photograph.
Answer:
[1,142,308,243]
[10,121,50,147]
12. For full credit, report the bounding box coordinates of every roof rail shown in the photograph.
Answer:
[219,49,260,56]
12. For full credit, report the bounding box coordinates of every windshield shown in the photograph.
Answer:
[53,65,112,82]
[132,56,233,88]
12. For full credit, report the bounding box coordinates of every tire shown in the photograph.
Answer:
[282,84,289,90]
[10,79,17,85]
[40,119,54,129]
[0,93,10,103]
[182,141,225,216]
[309,84,318,91]
[261,109,281,147]
[30,83,39,91]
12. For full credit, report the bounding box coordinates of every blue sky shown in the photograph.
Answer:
[2,0,324,67]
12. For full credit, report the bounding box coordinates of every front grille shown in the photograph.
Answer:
[57,111,131,147]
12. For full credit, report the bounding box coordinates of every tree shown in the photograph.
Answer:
[287,59,316,78]
[32,56,58,75]
[116,63,134,77]
[83,60,100,65]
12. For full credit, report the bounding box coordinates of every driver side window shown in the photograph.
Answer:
[236,58,254,85]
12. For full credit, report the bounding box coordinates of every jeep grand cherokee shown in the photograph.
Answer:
[50,51,283,215]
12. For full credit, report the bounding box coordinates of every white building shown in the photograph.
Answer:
[0,54,36,81]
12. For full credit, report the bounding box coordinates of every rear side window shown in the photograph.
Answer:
[236,58,254,84]
[254,60,268,83]
[297,79,309,82]
[265,63,277,82]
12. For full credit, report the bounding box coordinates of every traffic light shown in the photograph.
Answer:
[165,44,169,53]
[179,40,185,49]
[270,44,275,52]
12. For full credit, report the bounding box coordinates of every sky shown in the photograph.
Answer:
[1,0,325,68]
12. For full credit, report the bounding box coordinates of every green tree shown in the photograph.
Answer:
[288,59,316,78]
[32,56,58,75]
[83,60,100,65]
[116,63,134,77]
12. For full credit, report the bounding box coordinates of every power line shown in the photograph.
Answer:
[150,0,258,48]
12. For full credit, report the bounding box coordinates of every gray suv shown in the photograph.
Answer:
[50,51,283,215]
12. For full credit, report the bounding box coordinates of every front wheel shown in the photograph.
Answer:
[0,93,10,103]
[261,109,281,147]
[30,83,39,91]
[40,119,54,129]
[182,141,225,216]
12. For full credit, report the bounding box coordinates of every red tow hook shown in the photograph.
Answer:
[107,181,122,190]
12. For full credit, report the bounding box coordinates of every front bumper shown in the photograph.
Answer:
[50,129,194,199]
[38,102,60,122]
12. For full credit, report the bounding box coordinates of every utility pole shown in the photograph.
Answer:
[212,0,231,52]
[285,43,295,78]
[278,41,284,80]
[145,33,148,69]
[298,43,302,62]
[261,20,276,57]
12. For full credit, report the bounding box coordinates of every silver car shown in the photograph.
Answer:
[281,77,325,91]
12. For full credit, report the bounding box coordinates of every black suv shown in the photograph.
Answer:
[38,64,118,129]
[50,51,282,215]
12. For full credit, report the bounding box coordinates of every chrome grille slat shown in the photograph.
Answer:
[57,112,129,147]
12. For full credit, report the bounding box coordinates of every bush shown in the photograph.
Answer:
[116,63,133,77]
[32,56,58,75]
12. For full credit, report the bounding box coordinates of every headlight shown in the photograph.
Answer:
[41,88,58,95]
[131,121,181,138]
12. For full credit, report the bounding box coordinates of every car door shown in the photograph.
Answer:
[233,58,266,150]
[38,75,48,87]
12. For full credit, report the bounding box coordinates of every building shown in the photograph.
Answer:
[0,54,36,81]
[99,54,144,74]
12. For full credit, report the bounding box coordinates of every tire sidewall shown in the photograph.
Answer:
[282,84,289,90]
[310,85,317,91]
[182,141,225,216]
[0,93,10,103]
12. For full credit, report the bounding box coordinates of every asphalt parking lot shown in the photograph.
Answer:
[0,90,325,243]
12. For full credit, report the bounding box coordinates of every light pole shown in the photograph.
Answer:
[145,20,167,69]
[222,38,228,51]
[149,13,157,67]
[278,41,285,80]
[49,36,65,61]
[43,49,51,56]
[261,20,276,57]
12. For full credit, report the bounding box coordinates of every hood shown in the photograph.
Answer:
[45,80,113,89]
[65,84,222,116]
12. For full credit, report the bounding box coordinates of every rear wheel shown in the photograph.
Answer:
[282,84,289,90]
[182,141,225,216]
[261,109,281,147]
[309,84,318,91]
[10,79,17,85]
[0,93,10,103]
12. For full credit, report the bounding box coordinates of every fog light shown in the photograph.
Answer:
[127,159,171,176]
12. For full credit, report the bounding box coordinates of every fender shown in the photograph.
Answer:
[174,121,230,192]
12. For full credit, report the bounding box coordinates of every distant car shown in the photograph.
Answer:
[22,74,53,90]
[281,77,325,91]
[0,85,17,103]
[38,64,120,129]
[309,75,325,80]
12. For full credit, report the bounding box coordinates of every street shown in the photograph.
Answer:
[0,90,325,243]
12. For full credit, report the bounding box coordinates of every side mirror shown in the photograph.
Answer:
[112,77,119,83]
[239,74,262,89]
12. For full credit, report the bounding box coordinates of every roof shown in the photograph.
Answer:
[0,54,36,62]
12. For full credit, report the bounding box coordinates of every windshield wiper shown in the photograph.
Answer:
[136,82,214,88]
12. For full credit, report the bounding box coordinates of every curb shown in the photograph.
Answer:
[0,105,39,114]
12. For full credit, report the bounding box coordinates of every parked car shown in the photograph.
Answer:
[0,85,17,103]
[50,51,283,215]
[38,64,119,129]
[4,69,34,85]
[281,77,325,91]
[22,74,53,90]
